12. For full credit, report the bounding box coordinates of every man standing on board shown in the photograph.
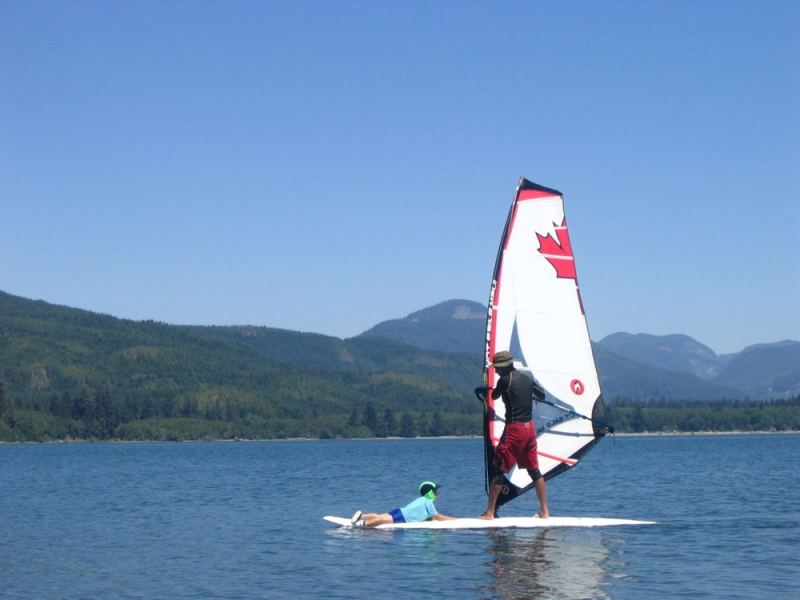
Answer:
[476,350,550,519]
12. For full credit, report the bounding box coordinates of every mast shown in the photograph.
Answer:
[482,177,609,507]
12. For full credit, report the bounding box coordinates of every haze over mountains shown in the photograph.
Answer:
[361,299,800,400]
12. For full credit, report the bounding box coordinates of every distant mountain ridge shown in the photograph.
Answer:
[597,332,721,379]
[1,290,797,404]
[358,300,800,400]
[715,342,800,398]
[360,299,485,353]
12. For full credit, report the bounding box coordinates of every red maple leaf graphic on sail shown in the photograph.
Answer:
[536,218,576,279]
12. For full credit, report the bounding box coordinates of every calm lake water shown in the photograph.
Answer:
[1,435,798,599]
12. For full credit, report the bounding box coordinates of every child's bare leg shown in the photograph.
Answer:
[361,512,394,527]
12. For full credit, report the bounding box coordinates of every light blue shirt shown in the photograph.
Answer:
[400,496,438,522]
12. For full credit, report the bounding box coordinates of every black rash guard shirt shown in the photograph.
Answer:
[491,370,545,424]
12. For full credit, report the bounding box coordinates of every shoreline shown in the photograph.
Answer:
[610,430,800,437]
[2,430,799,445]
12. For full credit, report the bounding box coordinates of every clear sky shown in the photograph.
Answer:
[2,1,798,354]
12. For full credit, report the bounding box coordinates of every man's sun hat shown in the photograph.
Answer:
[491,351,514,368]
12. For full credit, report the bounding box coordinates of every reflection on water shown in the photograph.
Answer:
[479,528,617,599]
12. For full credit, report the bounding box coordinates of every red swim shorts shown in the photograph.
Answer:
[494,421,539,472]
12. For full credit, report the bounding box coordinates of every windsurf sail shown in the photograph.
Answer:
[482,177,610,507]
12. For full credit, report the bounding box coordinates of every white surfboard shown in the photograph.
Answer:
[323,515,655,530]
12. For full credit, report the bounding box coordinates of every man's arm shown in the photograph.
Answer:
[492,375,510,400]
[474,385,490,401]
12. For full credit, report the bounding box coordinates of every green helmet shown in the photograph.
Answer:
[419,481,440,500]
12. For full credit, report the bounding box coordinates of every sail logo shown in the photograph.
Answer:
[570,379,585,395]
[536,218,577,279]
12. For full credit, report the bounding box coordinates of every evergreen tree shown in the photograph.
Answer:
[73,387,95,421]
[50,392,73,419]
[208,401,223,421]
[96,390,113,422]
[0,380,8,421]
[383,408,396,437]
[400,412,417,438]
[632,406,646,433]
[362,401,378,434]
[162,397,177,418]
[125,395,141,421]
[417,412,430,436]
[348,407,359,427]
[431,410,446,437]
[180,398,193,418]
[140,395,155,419]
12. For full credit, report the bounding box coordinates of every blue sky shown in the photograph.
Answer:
[1,1,798,354]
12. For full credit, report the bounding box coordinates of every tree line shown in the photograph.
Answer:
[1,377,798,442]
[606,396,800,433]
[0,378,481,442]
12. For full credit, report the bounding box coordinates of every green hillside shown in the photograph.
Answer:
[0,291,481,442]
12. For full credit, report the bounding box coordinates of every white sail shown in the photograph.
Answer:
[483,178,609,506]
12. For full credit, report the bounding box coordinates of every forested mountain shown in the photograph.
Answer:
[0,291,480,442]
[1,290,797,442]
[193,325,480,396]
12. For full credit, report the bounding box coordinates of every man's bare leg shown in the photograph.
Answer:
[533,477,549,518]
[479,478,503,519]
